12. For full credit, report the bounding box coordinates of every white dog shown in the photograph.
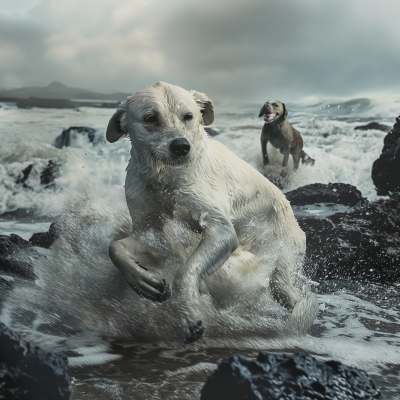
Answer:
[106,82,317,343]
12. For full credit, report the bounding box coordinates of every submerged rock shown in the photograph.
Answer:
[286,183,366,207]
[0,234,35,279]
[371,116,400,196]
[354,122,391,132]
[300,196,400,285]
[54,126,97,148]
[0,322,71,400]
[201,352,383,400]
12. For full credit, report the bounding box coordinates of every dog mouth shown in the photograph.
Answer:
[149,152,191,167]
[263,113,279,123]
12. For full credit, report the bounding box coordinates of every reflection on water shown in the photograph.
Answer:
[63,280,400,400]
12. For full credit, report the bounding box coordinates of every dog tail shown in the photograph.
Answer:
[300,150,315,166]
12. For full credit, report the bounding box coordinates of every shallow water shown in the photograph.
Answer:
[1,96,399,399]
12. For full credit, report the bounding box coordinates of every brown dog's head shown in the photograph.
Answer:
[258,100,288,123]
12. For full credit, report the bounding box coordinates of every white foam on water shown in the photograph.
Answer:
[0,97,399,398]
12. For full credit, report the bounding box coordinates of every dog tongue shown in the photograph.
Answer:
[264,113,276,120]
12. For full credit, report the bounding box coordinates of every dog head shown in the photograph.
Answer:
[106,82,214,167]
[258,100,288,123]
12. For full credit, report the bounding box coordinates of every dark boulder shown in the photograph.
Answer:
[29,222,58,249]
[354,122,391,132]
[285,183,366,207]
[201,352,383,400]
[371,116,400,196]
[0,234,35,279]
[54,126,96,148]
[300,196,400,285]
[0,322,71,400]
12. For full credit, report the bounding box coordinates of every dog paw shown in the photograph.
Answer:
[183,320,205,344]
[136,278,171,303]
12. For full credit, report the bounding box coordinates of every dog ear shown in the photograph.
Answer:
[282,103,288,118]
[258,105,265,117]
[190,90,214,125]
[106,106,127,143]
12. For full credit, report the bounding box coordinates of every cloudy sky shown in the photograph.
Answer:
[1,0,399,101]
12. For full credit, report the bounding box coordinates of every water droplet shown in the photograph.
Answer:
[333,188,337,192]
[338,105,340,108]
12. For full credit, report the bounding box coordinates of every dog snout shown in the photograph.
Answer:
[169,138,191,157]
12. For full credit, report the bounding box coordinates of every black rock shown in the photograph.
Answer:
[15,160,59,189]
[354,122,391,132]
[29,222,58,249]
[285,183,366,207]
[0,234,35,279]
[300,196,400,285]
[371,116,400,196]
[40,160,58,187]
[54,126,96,148]
[204,127,220,137]
[16,164,34,185]
[0,322,71,400]
[201,352,383,400]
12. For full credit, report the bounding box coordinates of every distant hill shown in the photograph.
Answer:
[0,81,131,101]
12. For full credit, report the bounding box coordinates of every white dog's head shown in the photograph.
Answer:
[106,82,214,167]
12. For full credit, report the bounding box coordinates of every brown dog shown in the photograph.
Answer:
[259,100,315,170]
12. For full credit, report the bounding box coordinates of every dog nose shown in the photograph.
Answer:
[169,138,191,157]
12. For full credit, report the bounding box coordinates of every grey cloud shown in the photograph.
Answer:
[0,0,399,100]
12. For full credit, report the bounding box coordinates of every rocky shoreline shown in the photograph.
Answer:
[0,116,399,398]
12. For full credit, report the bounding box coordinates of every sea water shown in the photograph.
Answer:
[0,96,399,399]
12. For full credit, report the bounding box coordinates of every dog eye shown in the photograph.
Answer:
[184,114,193,121]
[200,109,204,114]
[145,115,157,123]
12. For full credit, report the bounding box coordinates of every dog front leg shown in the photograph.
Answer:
[261,137,269,165]
[281,143,291,167]
[109,237,171,302]
[173,217,238,343]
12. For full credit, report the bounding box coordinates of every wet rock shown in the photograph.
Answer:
[355,122,391,132]
[29,222,58,249]
[204,127,220,137]
[201,352,383,400]
[371,116,400,196]
[16,164,34,186]
[54,126,96,148]
[0,322,71,400]
[300,196,400,285]
[285,183,366,207]
[40,160,58,187]
[0,234,35,279]
[15,160,59,189]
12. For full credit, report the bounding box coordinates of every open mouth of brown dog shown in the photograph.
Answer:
[263,113,279,123]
